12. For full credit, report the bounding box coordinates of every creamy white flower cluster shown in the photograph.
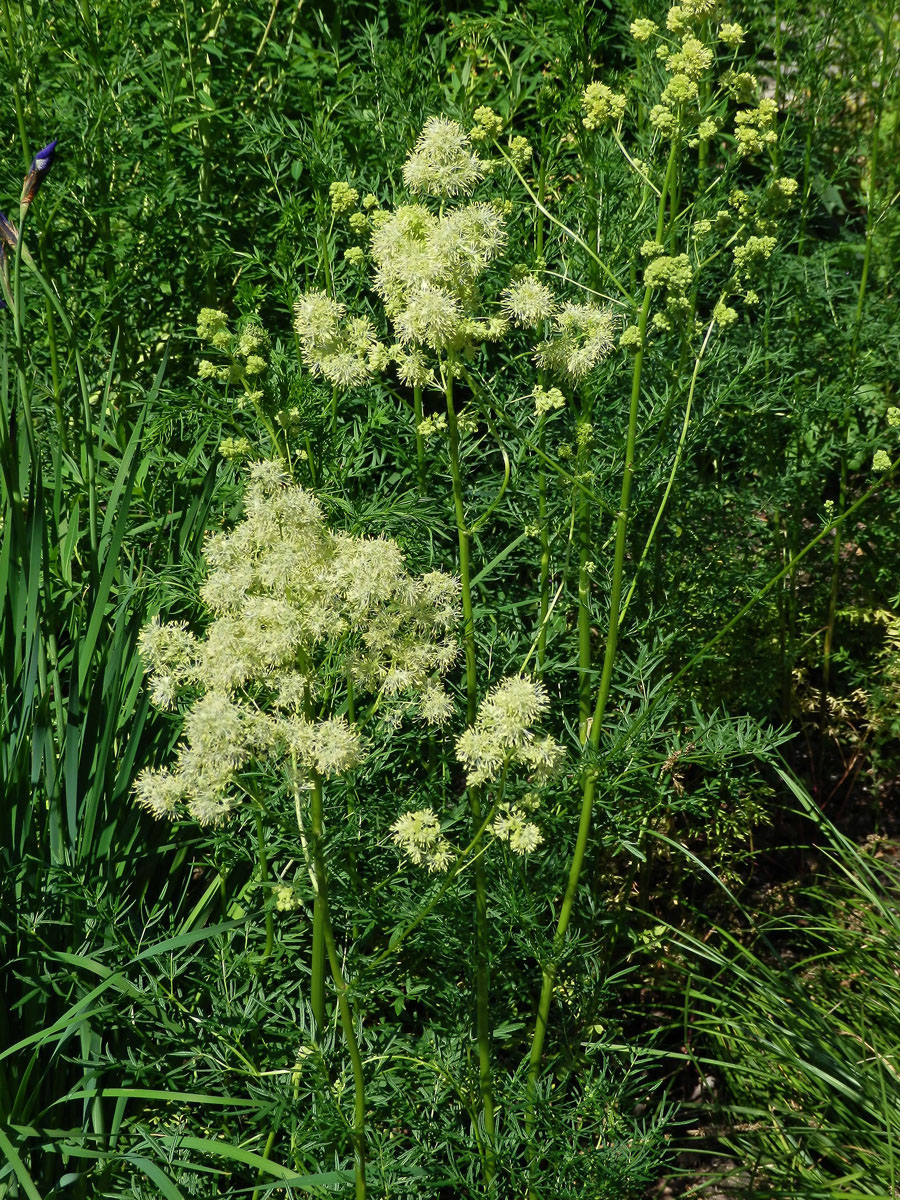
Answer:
[402,116,488,198]
[371,200,508,362]
[455,675,565,787]
[134,461,460,825]
[390,676,564,873]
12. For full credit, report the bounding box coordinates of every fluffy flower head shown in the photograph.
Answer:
[501,276,557,327]
[402,117,487,198]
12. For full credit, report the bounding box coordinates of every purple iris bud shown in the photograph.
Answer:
[21,139,58,206]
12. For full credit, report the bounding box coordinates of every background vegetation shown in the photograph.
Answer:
[1,0,898,1196]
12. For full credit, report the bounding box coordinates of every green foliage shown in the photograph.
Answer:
[0,0,898,1195]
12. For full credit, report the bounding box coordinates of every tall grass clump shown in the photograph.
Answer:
[665,772,900,1198]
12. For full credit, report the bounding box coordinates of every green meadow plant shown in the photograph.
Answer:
[126,0,895,1192]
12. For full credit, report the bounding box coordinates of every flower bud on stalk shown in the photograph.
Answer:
[20,139,58,209]
[0,213,19,310]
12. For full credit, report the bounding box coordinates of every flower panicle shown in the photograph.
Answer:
[134,463,460,825]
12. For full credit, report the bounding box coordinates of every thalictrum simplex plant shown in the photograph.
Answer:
[133,1,897,1192]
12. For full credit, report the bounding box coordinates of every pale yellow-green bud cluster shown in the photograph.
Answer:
[713,299,738,327]
[719,21,744,47]
[734,97,778,157]
[645,254,694,328]
[273,883,302,912]
[873,406,900,473]
[643,254,696,294]
[732,234,776,277]
[417,412,448,439]
[219,436,253,461]
[470,106,504,142]
[134,462,460,826]
[329,180,359,215]
[582,82,627,130]
[630,17,658,41]
[666,36,714,78]
[196,309,270,390]
[507,135,533,168]
[390,808,454,873]
[532,385,566,417]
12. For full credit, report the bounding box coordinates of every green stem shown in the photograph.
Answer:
[444,353,496,1182]
[576,398,592,742]
[524,140,679,1191]
[309,772,327,1034]
[308,771,367,1200]
[254,809,275,960]
[536,423,551,677]
[413,385,426,494]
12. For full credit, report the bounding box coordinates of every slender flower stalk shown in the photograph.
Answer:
[524,140,679,1189]
[443,351,496,1180]
[305,769,368,1200]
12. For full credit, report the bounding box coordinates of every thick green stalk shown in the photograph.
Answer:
[309,772,327,1033]
[524,141,678,1187]
[576,399,593,741]
[307,771,367,1200]
[444,355,496,1181]
[254,809,275,960]
[413,385,426,494]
